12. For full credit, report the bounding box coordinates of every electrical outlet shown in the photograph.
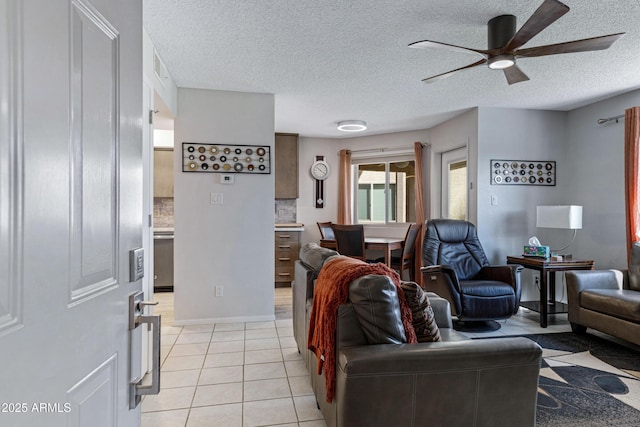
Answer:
[215,285,223,297]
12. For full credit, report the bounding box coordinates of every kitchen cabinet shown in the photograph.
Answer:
[275,229,301,286]
[154,148,174,197]
[275,133,298,199]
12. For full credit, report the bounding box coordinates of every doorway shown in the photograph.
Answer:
[441,147,468,220]
[151,94,175,293]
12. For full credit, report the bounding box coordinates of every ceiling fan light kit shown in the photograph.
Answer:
[487,54,515,70]
[337,120,367,132]
[409,0,625,85]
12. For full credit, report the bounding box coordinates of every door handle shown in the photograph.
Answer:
[129,292,161,409]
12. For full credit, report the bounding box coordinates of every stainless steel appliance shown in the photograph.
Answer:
[153,228,174,292]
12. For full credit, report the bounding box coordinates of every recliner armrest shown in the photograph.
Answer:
[477,265,522,287]
[421,265,463,315]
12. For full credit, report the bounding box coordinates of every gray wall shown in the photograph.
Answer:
[429,109,479,224]
[173,88,275,324]
[476,108,568,264]
[564,89,640,270]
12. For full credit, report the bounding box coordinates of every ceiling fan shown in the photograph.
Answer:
[409,0,625,85]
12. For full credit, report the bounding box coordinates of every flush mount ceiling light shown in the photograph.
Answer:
[337,120,367,132]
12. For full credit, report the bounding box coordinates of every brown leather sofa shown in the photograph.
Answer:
[566,244,640,346]
[293,243,542,427]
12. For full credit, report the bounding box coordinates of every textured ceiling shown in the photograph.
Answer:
[143,0,640,138]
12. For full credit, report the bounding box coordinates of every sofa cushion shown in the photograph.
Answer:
[348,275,407,344]
[299,243,339,273]
[400,281,441,342]
[581,289,640,323]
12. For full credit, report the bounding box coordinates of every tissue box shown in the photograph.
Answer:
[523,245,550,258]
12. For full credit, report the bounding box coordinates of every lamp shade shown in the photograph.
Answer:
[536,205,583,229]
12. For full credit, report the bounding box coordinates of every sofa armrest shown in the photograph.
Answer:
[334,338,541,427]
[425,292,453,329]
[566,270,621,325]
[566,270,620,295]
[338,337,540,375]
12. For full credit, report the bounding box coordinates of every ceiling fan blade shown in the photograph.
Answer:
[422,59,487,84]
[516,33,625,58]
[409,40,488,59]
[504,0,570,52]
[503,65,530,85]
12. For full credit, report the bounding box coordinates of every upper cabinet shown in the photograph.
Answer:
[275,133,299,199]
[154,148,174,197]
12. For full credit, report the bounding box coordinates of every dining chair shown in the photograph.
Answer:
[390,223,422,281]
[330,224,367,261]
[317,221,337,250]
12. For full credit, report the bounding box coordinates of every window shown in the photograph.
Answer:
[354,160,415,224]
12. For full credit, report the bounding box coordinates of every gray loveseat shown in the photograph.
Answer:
[293,243,542,427]
[566,243,640,346]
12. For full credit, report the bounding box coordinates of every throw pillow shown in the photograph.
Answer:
[400,281,441,342]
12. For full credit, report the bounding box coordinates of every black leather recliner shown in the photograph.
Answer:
[421,219,523,322]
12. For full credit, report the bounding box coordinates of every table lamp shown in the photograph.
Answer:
[536,205,583,255]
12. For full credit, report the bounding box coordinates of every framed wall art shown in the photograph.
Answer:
[491,160,555,186]
[182,142,271,174]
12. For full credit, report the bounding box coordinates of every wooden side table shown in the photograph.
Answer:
[506,256,595,327]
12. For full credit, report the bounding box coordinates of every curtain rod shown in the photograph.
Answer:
[597,114,625,125]
[340,143,424,155]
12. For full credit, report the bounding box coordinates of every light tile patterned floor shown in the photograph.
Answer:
[142,288,325,427]
[143,288,572,427]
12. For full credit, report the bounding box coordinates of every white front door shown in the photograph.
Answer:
[0,0,144,426]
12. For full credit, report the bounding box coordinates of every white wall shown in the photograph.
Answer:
[174,88,275,324]
[297,129,429,246]
[565,89,640,270]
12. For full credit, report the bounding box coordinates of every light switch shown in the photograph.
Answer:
[211,192,223,204]
[490,194,498,206]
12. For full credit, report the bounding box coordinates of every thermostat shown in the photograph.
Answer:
[220,174,235,184]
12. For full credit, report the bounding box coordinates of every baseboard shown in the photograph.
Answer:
[172,314,276,326]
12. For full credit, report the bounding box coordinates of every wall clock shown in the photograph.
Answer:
[310,156,330,208]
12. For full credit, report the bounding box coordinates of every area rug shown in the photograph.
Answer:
[523,332,640,427]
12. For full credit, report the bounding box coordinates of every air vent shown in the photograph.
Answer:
[153,49,167,87]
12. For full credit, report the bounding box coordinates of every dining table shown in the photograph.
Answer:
[320,236,404,267]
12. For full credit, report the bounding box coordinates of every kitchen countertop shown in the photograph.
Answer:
[154,227,174,235]
[275,223,304,232]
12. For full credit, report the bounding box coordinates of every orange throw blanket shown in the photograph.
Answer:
[307,256,417,402]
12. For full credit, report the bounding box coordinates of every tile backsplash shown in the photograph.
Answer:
[154,197,174,228]
[275,199,297,223]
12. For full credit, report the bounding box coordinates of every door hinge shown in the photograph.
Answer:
[149,109,158,125]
